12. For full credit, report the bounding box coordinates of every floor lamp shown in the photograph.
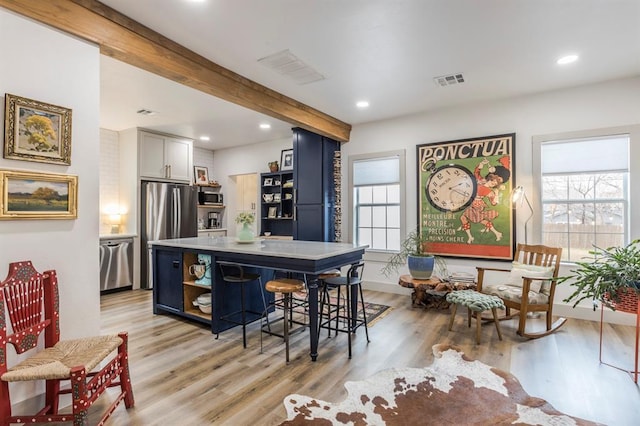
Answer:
[511,185,533,244]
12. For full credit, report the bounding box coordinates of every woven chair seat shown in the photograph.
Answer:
[1,335,123,382]
[446,290,505,312]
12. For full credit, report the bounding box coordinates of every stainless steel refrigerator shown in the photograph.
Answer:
[140,181,198,289]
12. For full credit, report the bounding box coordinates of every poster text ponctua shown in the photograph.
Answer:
[417,133,516,260]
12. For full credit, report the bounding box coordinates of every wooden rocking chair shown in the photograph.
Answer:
[476,244,567,339]
[0,261,134,425]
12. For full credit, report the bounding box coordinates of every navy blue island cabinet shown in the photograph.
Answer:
[292,128,340,242]
[152,247,273,334]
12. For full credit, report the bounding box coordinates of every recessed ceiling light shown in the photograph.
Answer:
[557,54,578,65]
[260,123,271,130]
[356,101,370,108]
[199,136,210,141]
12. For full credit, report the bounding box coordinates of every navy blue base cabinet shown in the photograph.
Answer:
[152,247,274,334]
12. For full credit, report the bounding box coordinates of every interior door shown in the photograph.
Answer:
[234,173,258,235]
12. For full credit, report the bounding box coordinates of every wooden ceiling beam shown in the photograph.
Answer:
[0,0,351,142]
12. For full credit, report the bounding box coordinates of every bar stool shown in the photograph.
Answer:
[291,270,341,327]
[318,262,369,359]
[216,261,269,348]
[262,278,305,362]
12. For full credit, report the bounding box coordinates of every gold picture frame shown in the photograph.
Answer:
[0,170,78,219]
[4,93,72,165]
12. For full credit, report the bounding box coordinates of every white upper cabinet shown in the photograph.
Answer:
[139,130,192,182]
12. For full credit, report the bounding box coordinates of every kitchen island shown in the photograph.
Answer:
[149,236,366,361]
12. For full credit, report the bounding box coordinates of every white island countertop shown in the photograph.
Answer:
[148,236,366,261]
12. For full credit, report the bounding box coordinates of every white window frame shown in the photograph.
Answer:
[532,125,640,263]
[348,150,406,262]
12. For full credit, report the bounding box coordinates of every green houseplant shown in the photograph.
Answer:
[381,229,445,279]
[562,239,640,311]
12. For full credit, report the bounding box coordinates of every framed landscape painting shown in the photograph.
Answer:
[0,170,78,219]
[416,133,516,260]
[3,93,72,165]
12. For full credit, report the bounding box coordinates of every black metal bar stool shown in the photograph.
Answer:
[216,261,269,348]
[289,270,341,327]
[318,262,369,358]
[261,278,305,363]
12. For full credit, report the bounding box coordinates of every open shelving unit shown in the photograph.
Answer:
[182,251,212,321]
[196,183,226,235]
[260,171,294,237]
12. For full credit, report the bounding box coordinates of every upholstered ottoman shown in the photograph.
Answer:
[446,290,505,344]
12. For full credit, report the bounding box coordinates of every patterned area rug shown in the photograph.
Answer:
[290,292,392,327]
[280,344,598,425]
[359,302,392,327]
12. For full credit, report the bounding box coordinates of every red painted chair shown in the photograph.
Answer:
[0,261,134,425]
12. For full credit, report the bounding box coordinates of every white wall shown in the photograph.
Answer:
[208,79,640,324]
[0,8,101,402]
[212,136,292,233]
[341,76,640,324]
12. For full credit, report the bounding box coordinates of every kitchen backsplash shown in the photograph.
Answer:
[193,147,215,180]
[100,129,120,235]
[99,129,215,235]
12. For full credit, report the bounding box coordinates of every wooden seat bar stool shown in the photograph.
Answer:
[262,278,305,363]
[216,261,270,348]
[0,261,134,426]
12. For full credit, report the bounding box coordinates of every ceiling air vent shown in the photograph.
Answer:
[136,109,158,116]
[433,73,465,87]
[258,49,325,85]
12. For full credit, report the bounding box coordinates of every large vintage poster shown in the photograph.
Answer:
[417,133,515,260]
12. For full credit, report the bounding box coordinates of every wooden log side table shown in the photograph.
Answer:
[398,274,477,310]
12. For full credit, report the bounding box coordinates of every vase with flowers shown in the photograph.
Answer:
[235,212,256,241]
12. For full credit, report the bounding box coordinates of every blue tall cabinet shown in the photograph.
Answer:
[292,128,340,242]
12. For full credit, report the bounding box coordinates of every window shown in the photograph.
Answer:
[349,151,405,253]
[539,134,629,262]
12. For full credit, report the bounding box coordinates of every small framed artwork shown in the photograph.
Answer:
[0,169,78,219]
[281,148,294,171]
[263,177,273,186]
[4,93,72,165]
[268,206,277,218]
[194,166,209,185]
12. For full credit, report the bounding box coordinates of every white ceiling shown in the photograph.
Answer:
[98,0,640,150]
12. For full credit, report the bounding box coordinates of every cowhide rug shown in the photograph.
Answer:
[280,344,598,425]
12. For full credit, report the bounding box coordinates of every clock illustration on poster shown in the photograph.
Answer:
[425,164,477,212]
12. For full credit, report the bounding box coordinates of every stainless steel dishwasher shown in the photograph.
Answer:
[99,237,134,293]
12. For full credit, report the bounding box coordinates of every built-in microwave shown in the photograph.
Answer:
[199,192,223,205]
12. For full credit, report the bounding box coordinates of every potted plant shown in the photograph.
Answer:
[381,229,445,279]
[235,212,255,241]
[562,239,640,312]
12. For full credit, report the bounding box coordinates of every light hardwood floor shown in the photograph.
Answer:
[89,289,640,425]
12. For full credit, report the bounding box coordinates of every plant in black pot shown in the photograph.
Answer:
[381,229,446,279]
[562,239,640,312]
